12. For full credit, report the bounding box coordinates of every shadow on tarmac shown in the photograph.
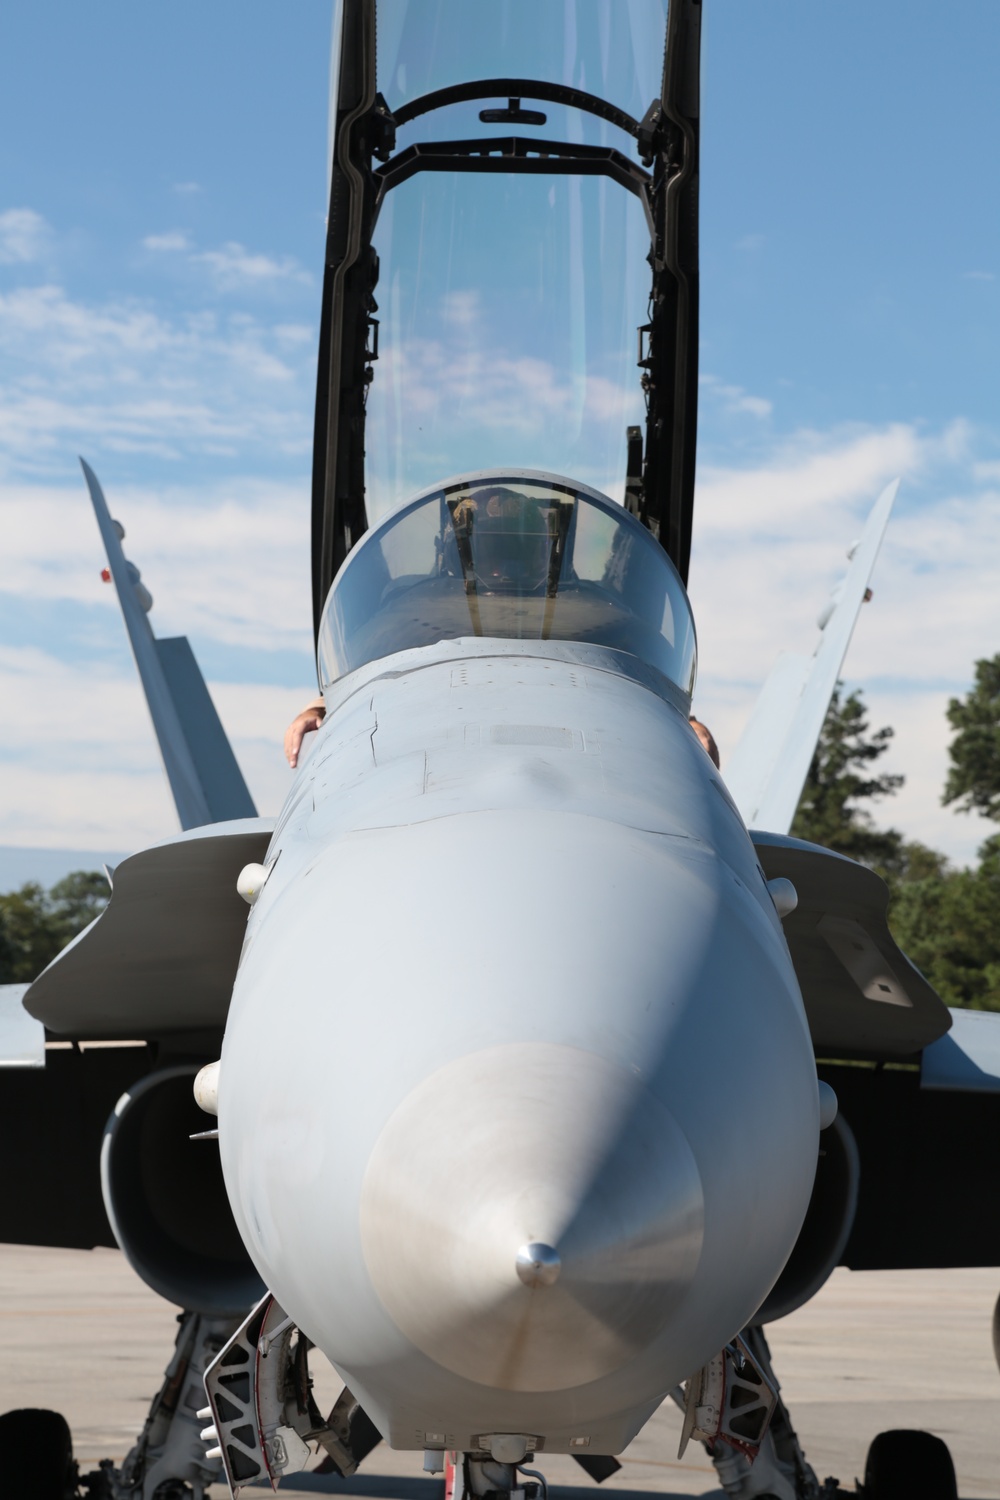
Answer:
[275,1480,713,1500]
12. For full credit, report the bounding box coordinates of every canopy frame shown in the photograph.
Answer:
[311,0,701,639]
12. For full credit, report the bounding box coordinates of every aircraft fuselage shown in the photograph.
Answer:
[219,633,819,1455]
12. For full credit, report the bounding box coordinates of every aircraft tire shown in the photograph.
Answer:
[992,1289,1000,1374]
[862,1428,957,1500]
[0,1407,75,1498]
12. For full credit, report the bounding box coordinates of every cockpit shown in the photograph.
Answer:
[312,2,700,637]
[312,2,702,701]
[317,470,696,693]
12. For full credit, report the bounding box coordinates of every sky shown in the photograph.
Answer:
[1,0,998,874]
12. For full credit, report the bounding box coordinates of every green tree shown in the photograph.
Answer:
[791,684,905,874]
[943,653,1000,821]
[0,871,109,984]
[48,870,111,946]
[0,883,53,984]
[890,835,1000,1010]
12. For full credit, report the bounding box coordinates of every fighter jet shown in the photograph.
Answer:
[3,4,1000,1500]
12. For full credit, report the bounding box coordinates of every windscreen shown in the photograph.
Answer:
[365,0,667,519]
[317,470,696,692]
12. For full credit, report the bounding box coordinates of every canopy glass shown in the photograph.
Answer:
[318,469,696,692]
[364,0,667,519]
[377,0,666,123]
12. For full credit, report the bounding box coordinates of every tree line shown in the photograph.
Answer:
[2,656,1000,1007]
[0,872,110,985]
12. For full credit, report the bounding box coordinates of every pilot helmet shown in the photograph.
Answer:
[453,486,560,594]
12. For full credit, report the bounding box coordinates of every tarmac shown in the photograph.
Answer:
[2,1244,998,1498]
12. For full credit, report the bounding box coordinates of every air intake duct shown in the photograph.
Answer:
[754,1112,860,1324]
[101,1064,264,1316]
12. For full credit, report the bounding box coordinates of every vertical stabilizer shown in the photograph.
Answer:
[725,479,899,835]
[81,459,257,830]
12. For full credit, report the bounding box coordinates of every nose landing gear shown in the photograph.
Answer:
[0,1312,240,1500]
[676,1324,960,1500]
[446,1449,551,1500]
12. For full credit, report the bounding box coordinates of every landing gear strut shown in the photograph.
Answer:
[84,1311,237,1499]
[677,1324,838,1500]
[446,1448,550,1500]
[0,1313,237,1499]
[679,1324,960,1500]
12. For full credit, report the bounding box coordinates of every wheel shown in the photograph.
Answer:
[863,1428,957,1500]
[992,1288,1000,1374]
[0,1407,75,1499]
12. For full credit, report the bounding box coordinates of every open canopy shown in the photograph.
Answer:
[313,0,701,637]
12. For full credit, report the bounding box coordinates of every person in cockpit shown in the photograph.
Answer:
[285,488,557,767]
[448,487,563,597]
[284,475,703,768]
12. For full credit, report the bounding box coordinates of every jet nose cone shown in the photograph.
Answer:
[516,1242,561,1289]
[360,1043,703,1393]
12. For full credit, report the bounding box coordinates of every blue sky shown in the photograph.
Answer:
[1,1,998,869]
[700,3,1000,442]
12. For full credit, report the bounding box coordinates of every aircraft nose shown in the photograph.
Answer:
[359,1042,704,1393]
[516,1242,561,1288]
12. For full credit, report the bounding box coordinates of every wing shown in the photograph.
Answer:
[725,479,898,834]
[81,458,257,829]
[3,476,269,1263]
[821,1007,1000,1270]
[752,830,950,1060]
[6,820,272,1259]
[753,832,1000,1274]
[922,1007,1000,1092]
[23,819,272,1042]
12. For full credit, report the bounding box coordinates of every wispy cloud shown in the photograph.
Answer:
[365,287,648,512]
[0,642,308,848]
[441,289,481,327]
[694,423,921,535]
[3,404,998,863]
[701,372,773,419]
[193,241,312,288]
[143,230,192,253]
[964,270,995,282]
[0,476,312,655]
[689,420,1000,865]
[735,233,765,252]
[274,323,314,346]
[0,279,315,476]
[0,207,50,264]
[141,227,312,289]
[2,207,997,865]
[172,181,202,196]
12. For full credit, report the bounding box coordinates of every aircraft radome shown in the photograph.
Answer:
[2,4,999,1500]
